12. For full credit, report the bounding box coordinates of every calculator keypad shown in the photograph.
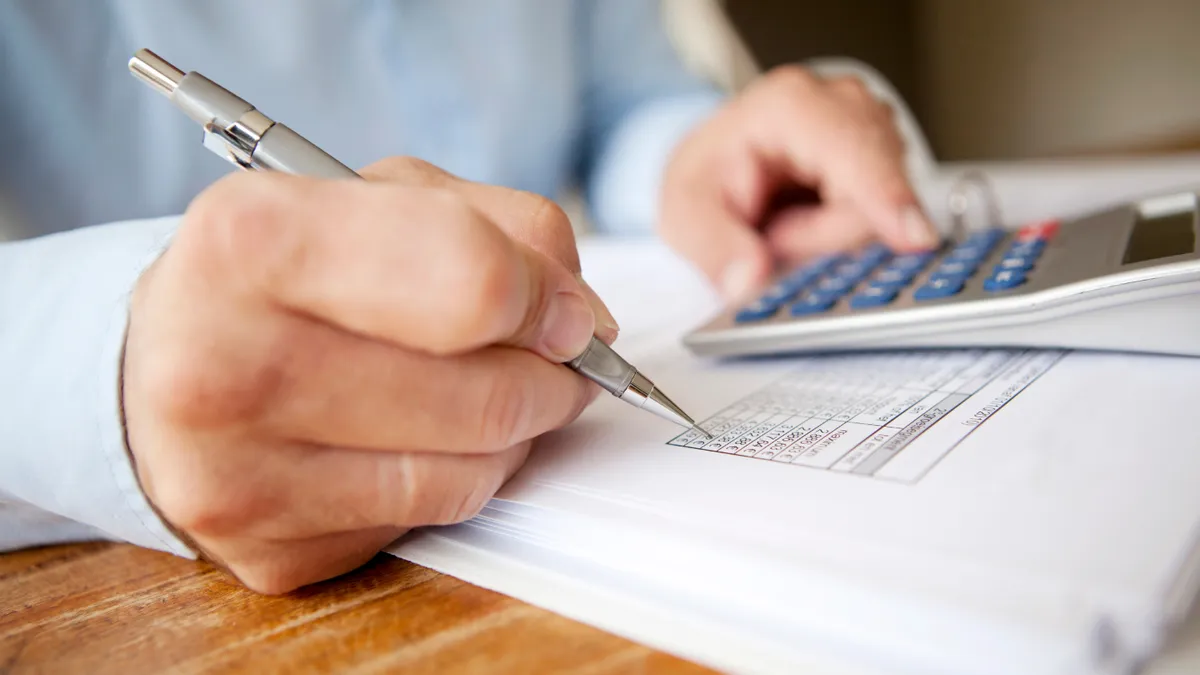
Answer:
[731,222,1058,323]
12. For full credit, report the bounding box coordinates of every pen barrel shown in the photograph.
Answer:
[253,124,360,180]
[567,337,636,397]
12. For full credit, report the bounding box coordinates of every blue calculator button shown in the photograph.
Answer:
[778,271,819,294]
[965,228,1006,248]
[994,255,1036,273]
[790,292,838,315]
[983,269,1026,292]
[870,268,916,289]
[849,286,898,309]
[833,261,874,285]
[856,243,892,266]
[913,277,965,301]
[760,280,802,303]
[815,275,855,296]
[810,253,847,273]
[888,252,935,273]
[945,247,987,264]
[929,260,977,280]
[735,299,779,322]
[1007,240,1046,257]
[781,254,842,286]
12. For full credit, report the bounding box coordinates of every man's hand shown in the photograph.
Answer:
[122,158,617,594]
[659,65,940,303]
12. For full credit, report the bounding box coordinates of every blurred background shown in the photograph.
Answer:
[669,0,1200,162]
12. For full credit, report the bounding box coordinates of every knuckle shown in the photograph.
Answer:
[450,230,524,341]
[184,174,301,296]
[365,155,455,185]
[477,372,534,448]
[766,64,817,93]
[411,190,516,346]
[831,75,873,101]
[522,194,580,268]
[133,332,285,428]
[149,465,258,539]
[526,194,573,238]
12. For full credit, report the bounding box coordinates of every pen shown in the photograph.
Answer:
[128,48,711,438]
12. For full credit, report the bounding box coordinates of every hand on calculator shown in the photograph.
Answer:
[658,64,941,305]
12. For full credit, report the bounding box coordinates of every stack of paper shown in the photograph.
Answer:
[388,169,1200,675]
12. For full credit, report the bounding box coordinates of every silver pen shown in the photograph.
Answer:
[128,48,710,437]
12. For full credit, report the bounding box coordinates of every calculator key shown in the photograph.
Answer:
[945,246,989,264]
[994,255,1036,273]
[929,260,977,280]
[1017,220,1059,241]
[849,286,898,309]
[913,277,965,301]
[735,299,779,322]
[887,252,935,273]
[781,254,843,285]
[856,243,891,266]
[833,261,875,285]
[1007,240,1046,257]
[760,282,800,304]
[810,253,847,272]
[815,275,856,295]
[869,268,917,289]
[983,269,1026,291]
[790,292,838,315]
[777,271,819,295]
[965,227,1006,247]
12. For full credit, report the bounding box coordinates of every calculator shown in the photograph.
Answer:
[683,188,1200,358]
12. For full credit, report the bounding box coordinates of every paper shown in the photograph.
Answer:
[668,348,1063,481]
[389,226,1200,674]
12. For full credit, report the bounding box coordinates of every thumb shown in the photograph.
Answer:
[507,243,600,363]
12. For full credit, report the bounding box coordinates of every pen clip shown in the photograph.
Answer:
[202,123,255,170]
[200,109,276,172]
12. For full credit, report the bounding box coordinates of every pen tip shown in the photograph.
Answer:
[694,425,714,440]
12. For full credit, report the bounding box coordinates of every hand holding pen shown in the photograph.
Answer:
[119,50,704,594]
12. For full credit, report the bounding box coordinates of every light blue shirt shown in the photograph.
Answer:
[0,0,724,557]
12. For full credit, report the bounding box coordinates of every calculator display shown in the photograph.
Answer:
[1122,206,1196,264]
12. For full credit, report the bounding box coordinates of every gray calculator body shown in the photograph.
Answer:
[683,189,1200,359]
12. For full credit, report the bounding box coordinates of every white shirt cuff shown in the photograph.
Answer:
[0,215,195,559]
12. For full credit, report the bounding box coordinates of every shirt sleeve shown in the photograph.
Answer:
[0,215,196,559]
[575,0,729,235]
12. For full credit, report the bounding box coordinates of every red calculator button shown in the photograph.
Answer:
[1017,220,1059,241]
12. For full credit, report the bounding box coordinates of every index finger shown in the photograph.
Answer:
[753,70,941,252]
[359,157,583,274]
[182,171,596,361]
[359,158,618,342]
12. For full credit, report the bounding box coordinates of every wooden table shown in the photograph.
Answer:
[9,542,1200,675]
[1,542,713,674]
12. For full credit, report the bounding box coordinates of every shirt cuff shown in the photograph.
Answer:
[587,90,726,236]
[0,215,196,559]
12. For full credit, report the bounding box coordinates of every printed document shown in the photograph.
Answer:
[389,237,1200,675]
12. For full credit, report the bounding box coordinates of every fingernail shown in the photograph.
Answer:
[538,291,596,361]
[577,276,620,344]
[720,259,759,303]
[903,205,940,249]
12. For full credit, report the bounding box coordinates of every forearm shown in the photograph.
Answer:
[0,216,193,558]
